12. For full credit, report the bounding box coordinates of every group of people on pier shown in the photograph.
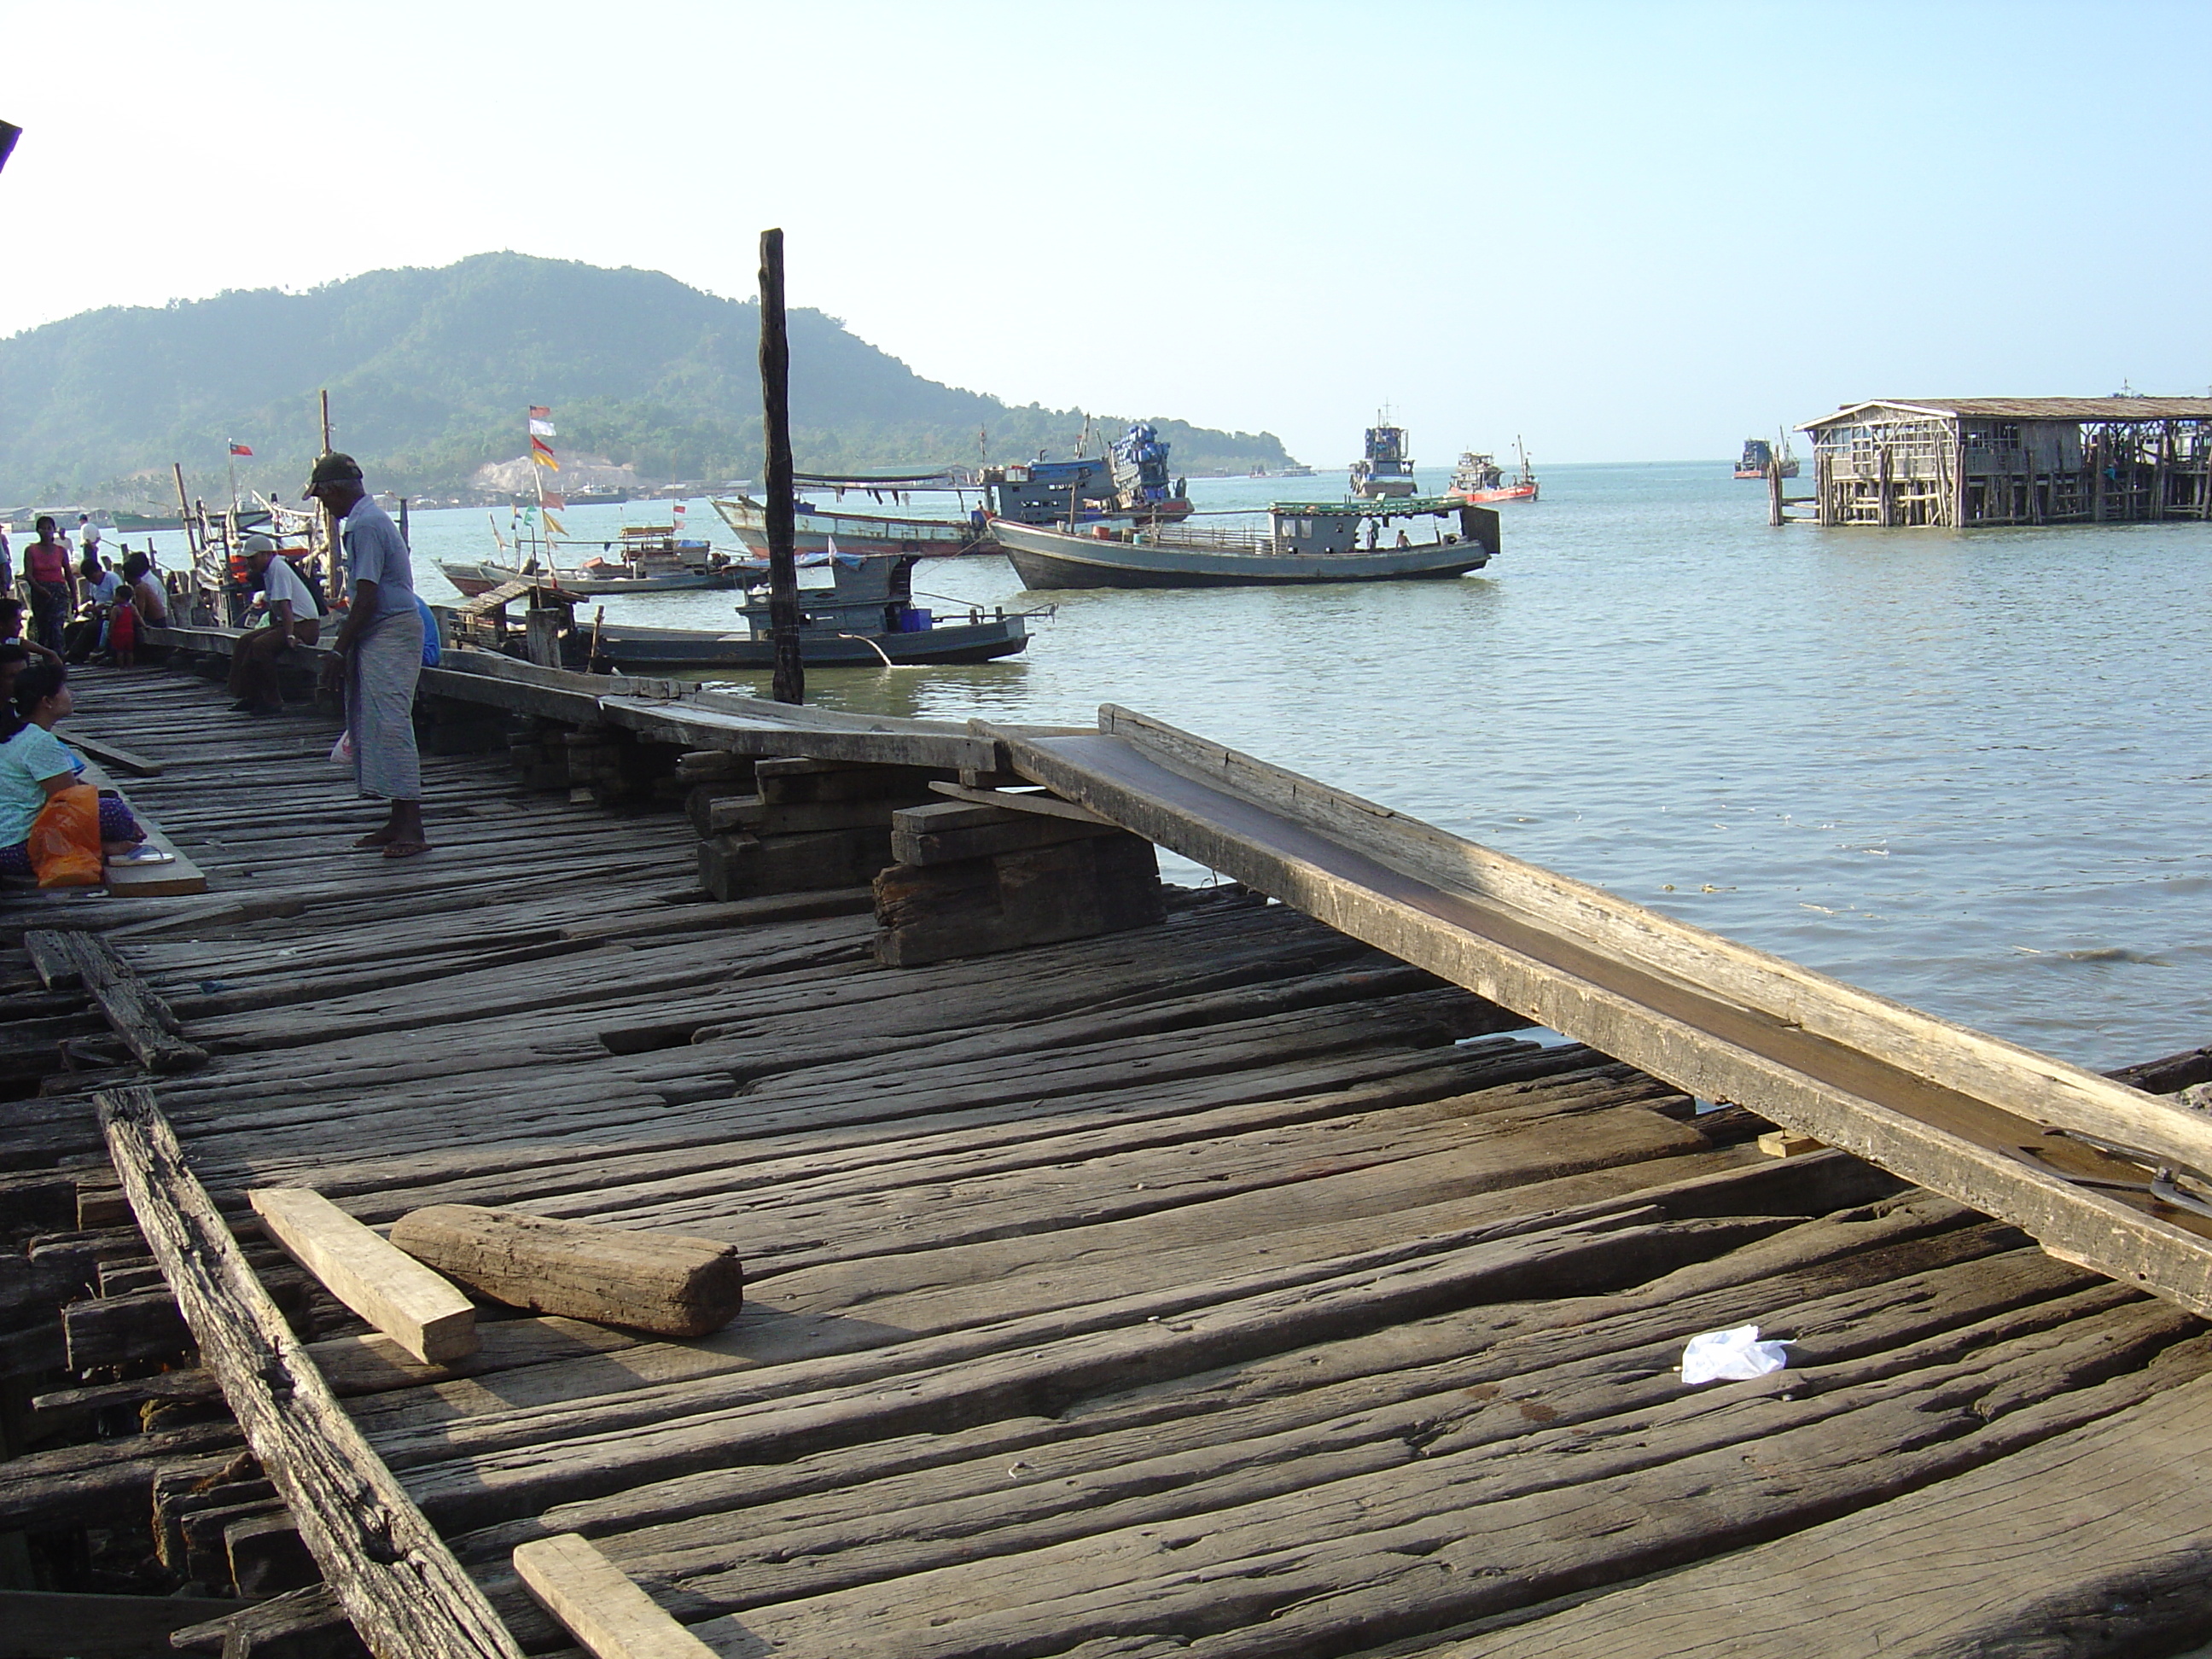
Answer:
[0,451,428,883]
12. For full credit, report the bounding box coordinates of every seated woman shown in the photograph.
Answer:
[0,662,172,878]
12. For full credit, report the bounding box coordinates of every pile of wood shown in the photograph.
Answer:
[694,756,948,902]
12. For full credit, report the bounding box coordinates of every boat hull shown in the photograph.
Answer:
[991,521,1493,591]
[437,561,740,597]
[1449,483,1540,504]
[593,618,1028,671]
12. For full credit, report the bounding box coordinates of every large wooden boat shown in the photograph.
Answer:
[1736,435,1801,479]
[992,498,1499,590]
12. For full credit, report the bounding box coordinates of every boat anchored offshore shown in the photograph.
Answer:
[1350,415,1418,498]
[1735,435,1800,479]
[713,480,981,560]
[991,498,1499,590]
[1447,437,1540,504]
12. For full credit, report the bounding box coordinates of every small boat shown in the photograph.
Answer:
[991,498,1498,590]
[568,484,632,507]
[1278,463,1315,478]
[109,511,188,532]
[439,523,743,597]
[1350,416,1418,498]
[1736,436,1800,480]
[603,550,1029,669]
[1447,437,1540,504]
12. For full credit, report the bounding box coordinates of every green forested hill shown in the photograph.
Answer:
[0,253,1292,507]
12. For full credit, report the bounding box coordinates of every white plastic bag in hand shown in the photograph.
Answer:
[329,731,354,765]
[1680,1324,1791,1385]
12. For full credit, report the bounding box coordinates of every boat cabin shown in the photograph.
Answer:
[736,551,935,640]
[1266,498,1490,556]
[981,457,1120,525]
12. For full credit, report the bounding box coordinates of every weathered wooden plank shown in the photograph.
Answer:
[927,780,1114,824]
[995,709,2212,1318]
[1441,1368,2212,1658]
[94,1087,523,1659]
[389,1206,742,1337]
[0,1589,248,1658]
[249,1186,479,1365]
[511,1534,719,1659]
[23,930,207,1071]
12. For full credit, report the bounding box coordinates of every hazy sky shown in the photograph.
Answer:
[3,0,2206,464]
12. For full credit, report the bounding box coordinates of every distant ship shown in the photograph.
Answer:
[1447,437,1540,504]
[1736,436,1800,480]
[1349,416,1417,498]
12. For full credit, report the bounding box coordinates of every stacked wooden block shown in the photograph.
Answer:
[874,790,1166,965]
[695,756,948,902]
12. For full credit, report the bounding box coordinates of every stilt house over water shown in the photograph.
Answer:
[1798,396,2212,527]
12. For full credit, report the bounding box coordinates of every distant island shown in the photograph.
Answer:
[0,253,1295,511]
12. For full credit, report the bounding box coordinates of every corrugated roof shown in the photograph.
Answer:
[1803,397,2212,429]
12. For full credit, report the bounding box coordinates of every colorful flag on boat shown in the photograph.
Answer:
[528,405,550,420]
[542,510,567,535]
[538,490,565,511]
[228,440,253,457]
[529,418,556,438]
[530,437,559,469]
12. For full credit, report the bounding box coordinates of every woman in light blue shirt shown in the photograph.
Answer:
[0,662,168,878]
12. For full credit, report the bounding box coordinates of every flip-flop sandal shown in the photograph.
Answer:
[109,847,176,866]
[382,841,431,859]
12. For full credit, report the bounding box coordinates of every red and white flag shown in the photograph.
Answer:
[228,440,253,457]
[528,405,550,419]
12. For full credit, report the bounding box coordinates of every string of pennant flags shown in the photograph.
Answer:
[528,405,566,535]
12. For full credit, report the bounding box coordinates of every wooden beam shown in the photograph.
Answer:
[927,779,1113,824]
[55,730,164,776]
[511,1534,719,1659]
[387,1205,742,1338]
[247,1187,478,1365]
[95,1088,523,1659]
[25,930,207,1072]
[756,226,804,707]
[991,706,2212,1318]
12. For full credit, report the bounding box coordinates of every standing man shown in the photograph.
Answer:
[227,534,322,715]
[21,517,74,652]
[305,453,428,857]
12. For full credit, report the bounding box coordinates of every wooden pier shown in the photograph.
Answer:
[7,647,2212,1658]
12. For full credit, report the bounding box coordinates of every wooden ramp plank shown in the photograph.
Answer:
[1443,1368,2212,1659]
[95,1087,522,1659]
[77,757,209,897]
[994,706,2212,1319]
[249,1186,479,1365]
[512,1534,719,1659]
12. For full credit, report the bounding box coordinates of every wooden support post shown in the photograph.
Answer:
[387,1205,742,1337]
[248,1187,477,1365]
[756,228,803,707]
[95,1088,523,1659]
[1767,456,1784,527]
[511,1534,719,1659]
[874,829,1165,966]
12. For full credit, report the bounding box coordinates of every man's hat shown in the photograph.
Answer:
[303,451,364,498]
[241,533,277,558]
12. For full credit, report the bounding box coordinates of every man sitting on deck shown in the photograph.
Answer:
[228,534,323,716]
[306,453,428,859]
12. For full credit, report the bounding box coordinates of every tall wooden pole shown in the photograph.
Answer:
[317,387,343,599]
[756,228,804,705]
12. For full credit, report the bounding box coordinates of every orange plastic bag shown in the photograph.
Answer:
[29,783,104,888]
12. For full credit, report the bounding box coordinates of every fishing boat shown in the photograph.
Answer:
[439,522,743,597]
[1349,416,1418,498]
[1447,437,1540,504]
[991,498,1498,590]
[712,492,981,560]
[980,430,1194,526]
[534,551,1029,670]
[1735,436,1800,480]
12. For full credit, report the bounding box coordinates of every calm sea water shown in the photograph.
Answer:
[137,465,2212,1069]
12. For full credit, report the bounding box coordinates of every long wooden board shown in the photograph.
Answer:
[993,706,2212,1318]
[95,1087,522,1659]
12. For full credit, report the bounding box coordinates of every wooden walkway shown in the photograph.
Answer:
[7,665,2212,1657]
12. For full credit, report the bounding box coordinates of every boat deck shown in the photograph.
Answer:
[6,666,2212,1657]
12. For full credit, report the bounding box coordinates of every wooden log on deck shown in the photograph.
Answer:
[873,833,1166,966]
[387,1205,743,1338]
[511,1534,719,1659]
[754,754,952,803]
[248,1186,479,1365]
[93,1087,523,1659]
